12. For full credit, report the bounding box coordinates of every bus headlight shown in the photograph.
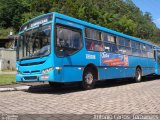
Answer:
[42,67,54,74]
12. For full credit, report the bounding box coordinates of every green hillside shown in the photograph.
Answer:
[0,0,159,43]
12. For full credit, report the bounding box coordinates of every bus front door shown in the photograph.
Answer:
[54,22,84,83]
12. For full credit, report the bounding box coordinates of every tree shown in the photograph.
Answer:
[0,0,159,44]
[0,27,15,38]
[0,0,28,30]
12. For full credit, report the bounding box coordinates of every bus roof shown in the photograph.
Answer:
[54,12,157,47]
[20,12,158,47]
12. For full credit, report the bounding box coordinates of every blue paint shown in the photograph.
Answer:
[16,12,160,83]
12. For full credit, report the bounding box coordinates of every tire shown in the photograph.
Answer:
[82,68,96,90]
[134,68,142,82]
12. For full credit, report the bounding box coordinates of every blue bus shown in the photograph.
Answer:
[16,12,160,89]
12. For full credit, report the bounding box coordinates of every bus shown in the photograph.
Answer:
[16,12,160,90]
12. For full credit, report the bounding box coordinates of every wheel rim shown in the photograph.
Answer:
[85,73,93,85]
[136,70,141,81]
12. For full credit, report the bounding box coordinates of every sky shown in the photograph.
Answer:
[132,0,160,28]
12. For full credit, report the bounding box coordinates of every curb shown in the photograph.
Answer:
[0,86,30,92]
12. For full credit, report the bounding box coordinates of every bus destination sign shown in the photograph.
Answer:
[30,18,48,27]
[20,14,52,31]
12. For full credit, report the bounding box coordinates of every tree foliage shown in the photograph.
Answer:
[0,0,159,44]
[0,28,14,38]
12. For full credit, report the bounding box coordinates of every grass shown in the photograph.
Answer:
[0,74,16,85]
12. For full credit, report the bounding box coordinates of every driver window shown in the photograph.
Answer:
[56,25,82,57]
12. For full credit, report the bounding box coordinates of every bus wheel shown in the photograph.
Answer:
[83,68,96,90]
[135,68,142,82]
[49,82,63,89]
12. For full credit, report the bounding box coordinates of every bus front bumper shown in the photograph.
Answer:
[16,71,54,82]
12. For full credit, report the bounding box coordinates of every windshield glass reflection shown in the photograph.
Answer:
[18,24,51,60]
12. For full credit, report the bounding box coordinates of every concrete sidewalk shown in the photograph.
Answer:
[0,85,30,92]
[0,71,16,74]
[0,82,47,92]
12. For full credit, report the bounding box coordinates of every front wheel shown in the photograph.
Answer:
[134,68,142,82]
[82,68,96,90]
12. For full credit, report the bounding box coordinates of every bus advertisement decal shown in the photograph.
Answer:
[101,52,128,66]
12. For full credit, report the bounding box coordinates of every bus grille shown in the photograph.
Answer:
[20,61,45,66]
[23,70,40,74]
[23,76,38,81]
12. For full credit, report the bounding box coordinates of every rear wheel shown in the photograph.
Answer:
[135,68,142,82]
[82,68,96,90]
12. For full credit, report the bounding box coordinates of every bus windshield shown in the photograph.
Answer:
[18,24,51,60]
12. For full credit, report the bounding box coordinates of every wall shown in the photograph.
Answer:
[0,49,16,71]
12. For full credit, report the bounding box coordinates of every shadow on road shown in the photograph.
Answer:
[26,75,160,95]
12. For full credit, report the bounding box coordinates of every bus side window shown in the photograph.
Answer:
[102,32,118,53]
[117,37,131,55]
[86,40,94,50]
[94,41,104,52]
[111,44,118,53]
[85,28,104,52]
